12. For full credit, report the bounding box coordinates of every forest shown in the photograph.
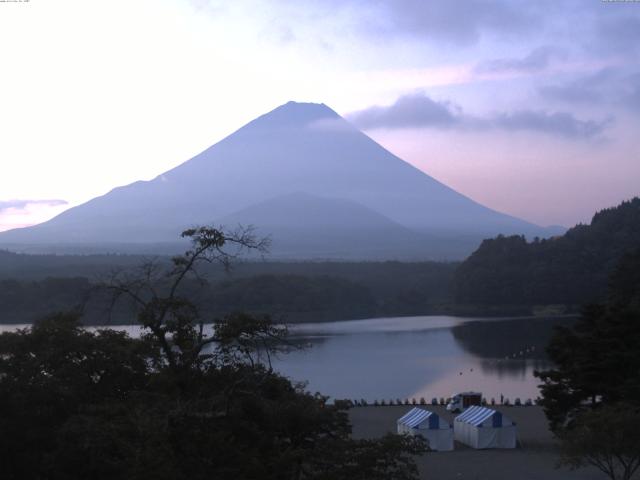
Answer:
[0,257,457,325]
[454,197,640,308]
[0,227,427,480]
[1,197,638,325]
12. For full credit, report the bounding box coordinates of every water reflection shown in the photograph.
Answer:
[0,315,577,402]
[478,358,548,378]
[274,322,468,401]
[451,316,576,361]
[450,316,577,379]
[274,315,577,402]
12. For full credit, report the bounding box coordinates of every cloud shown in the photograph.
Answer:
[347,93,459,129]
[625,73,640,111]
[595,14,640,55]
[193,0,640,58]
[540,68,640,113]
[539,69,614,104]
[490,110,610,139]
[475,46,567,74]
[348,92,609,139]
[237,0,541,48]
[353,1,640,53]
[349,0,538,46]
[0,199,68,213]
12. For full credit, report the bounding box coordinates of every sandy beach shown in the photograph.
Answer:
[349,405,607,480]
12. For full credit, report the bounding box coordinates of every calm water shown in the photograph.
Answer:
[274,315,574,403]
[0,315,574,403]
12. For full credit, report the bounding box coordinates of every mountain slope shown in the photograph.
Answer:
[454,197,640,306]
[219,192,436,259]
[0,101,558,258]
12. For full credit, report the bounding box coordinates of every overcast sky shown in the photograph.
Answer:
[1,0,639,230]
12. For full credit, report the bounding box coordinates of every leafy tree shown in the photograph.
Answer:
[536,304,640,431]
[0,312,152,479]
[0,256,458,325]
[535,248,640,431]
[608,248,640,310]
[454,197,640,307]
[0,226,427,480]
[535,248,640,479]
[558,404,640,480]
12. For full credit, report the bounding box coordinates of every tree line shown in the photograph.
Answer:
[0,227,426,480]
[454,197,640,308]
[535,247,640,480]
[0,265,457,325]
[2,197,638,325]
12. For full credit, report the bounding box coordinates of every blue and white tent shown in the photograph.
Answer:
[454,406,516,449]
[397,407,453,451]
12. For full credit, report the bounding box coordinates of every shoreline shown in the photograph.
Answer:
[0,312,580,329]
[349,405,602,480]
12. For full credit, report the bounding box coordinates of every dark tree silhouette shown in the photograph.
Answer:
[0,225,427,480]
[559,404,640,480]
[104,225,270,376]
[535,249,640,480]
[454,197,640,308]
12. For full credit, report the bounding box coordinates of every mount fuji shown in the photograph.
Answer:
[0,101,561,259]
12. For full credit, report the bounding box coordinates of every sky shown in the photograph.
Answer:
[0,0,639,231]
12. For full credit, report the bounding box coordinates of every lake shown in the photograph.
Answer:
[274,315,575,403]
[0,315,574,403]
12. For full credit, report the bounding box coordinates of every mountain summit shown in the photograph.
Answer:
[0,101,560,259]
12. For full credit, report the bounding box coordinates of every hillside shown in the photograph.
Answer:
[454,197,640,307]
[0,101,559,260]
[0,253,458,324]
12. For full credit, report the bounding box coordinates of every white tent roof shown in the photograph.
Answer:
[398,408,444,429]
[455,406,514,427]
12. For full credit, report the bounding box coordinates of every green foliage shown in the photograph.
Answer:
[535,249,640,432]
[0,277,90,323]
[210,274,376,321]
[454,197,640,306]
[0,314,427,480]
[608,248,640,310]
[536,248,640,479]
[0,227,427,479]
[537,305,640,430]
[558,404,640,480]
[309,434,427,480]
[0,312,152,479]
[0,262,458,325]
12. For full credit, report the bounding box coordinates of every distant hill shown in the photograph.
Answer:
[0,101,560,259]
[0,254,459,324]
[219,192,478,259]
[454,197,640,307]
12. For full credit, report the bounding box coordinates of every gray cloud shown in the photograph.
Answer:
[595,14,640,55]
[490,110,610,139]
[347,93,459,130]
[0,199,68,213]
[358,1,640,53]
[195,0,640,60]
[539,68,614,104]
[475,46,567,74]
[248,0,542,47]
[348,92,609,139]
[540,68,640,114]
[363,0,538,46]
[625,73,640,111]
